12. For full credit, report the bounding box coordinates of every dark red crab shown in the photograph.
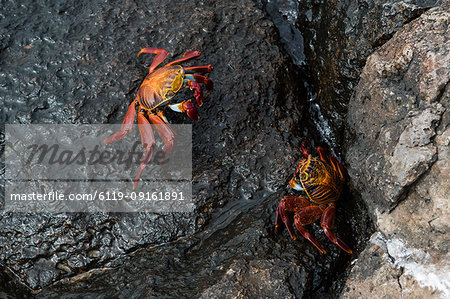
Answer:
[104,47,213,189]
[275,141,352,254]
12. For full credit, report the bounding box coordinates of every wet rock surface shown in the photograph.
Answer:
[37,194,367,298]
[200,258,308,299]
[343,3,449,298]
[1,0,372,296]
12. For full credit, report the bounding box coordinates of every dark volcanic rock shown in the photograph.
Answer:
[342,3,449,298]
[200,258,308,299]
[36,213,310,297]
[0,0,306,293]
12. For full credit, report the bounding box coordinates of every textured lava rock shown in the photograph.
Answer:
[297,0,442,146]
[200,259,308,299]
[342,3,449,298]
[36,213,311,297]
[0,0,305,292]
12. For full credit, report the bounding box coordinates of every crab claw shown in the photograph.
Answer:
[192,74,213,97]
[289,178,303,191]
[183,100,199,121]
[187,80,203,106]
[169,100,199,121]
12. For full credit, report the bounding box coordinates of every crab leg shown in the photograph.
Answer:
[147,112,175,159]
[276,204,296,240]
[276,196,314,239]
[168,100,199,121]
[184,65,214,73]
[317,146,329,163]
[137,48,169,74]
[301,140,311,158]
[133,111,155,190]
[104,100,137,144]
[165,51,201,66]
[320,204,353,254]
[276,196,306,239]
[156,110,169,124]
[294,206,327,254]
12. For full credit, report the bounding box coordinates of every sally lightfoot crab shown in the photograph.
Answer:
[275,141,352,254]
[105,47,213,189]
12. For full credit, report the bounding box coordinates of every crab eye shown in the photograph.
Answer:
[166,91,174,98]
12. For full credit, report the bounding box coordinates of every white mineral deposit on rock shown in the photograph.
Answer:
[371,233,450,299]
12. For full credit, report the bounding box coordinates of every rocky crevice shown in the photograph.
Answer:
[296,0,444,151]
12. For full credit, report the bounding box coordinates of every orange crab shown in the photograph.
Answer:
[276,141,352,254]
[105,47,213,189]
